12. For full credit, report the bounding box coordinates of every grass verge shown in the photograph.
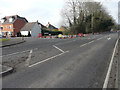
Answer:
[0,38,10,42]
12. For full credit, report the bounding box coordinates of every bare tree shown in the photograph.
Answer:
[61,0,115,34]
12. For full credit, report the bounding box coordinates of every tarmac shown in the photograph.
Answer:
[0,38,26,76]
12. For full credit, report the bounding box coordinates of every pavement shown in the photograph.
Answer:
[0,38,26,48]
[1,33,119,88]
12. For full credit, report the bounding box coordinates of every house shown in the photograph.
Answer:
[20,22,41,37]
[0,15,28,37]
[59,26,66,32]
[46,22,58,31]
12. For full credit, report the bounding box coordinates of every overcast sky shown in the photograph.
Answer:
[0,0,119,28]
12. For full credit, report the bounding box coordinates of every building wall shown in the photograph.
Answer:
[13,18,27,36]
[0,24,13,37]
[31,23,41,37]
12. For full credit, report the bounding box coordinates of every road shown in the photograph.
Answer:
[2,33,118,88]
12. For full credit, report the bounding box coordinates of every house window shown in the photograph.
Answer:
[0,26,3,30]
[0,19,5,23]
[5,32,7,36]
[8,31,11,35]
[9,31,13,36]
[2,32,4,36]
[9,18,13,22]
[9,25,12,29]
[11,32,13,36]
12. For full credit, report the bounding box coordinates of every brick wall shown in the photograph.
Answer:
[13,19,27,36]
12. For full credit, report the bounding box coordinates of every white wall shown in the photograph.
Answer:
[31,23,41,37]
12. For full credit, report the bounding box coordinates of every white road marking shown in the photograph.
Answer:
[80,35,110,48]
[103,39,118,89]
[0,48,38,57]
[29,51,69,68]
[53,45,64,53]
[97,37,103,40]
[80,40,94,47]
[107,37,111,40]
[56,38,79,45]
[0,66,13,75]
[26,50,33,66]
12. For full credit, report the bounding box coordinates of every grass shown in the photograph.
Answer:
[0,38,10,42]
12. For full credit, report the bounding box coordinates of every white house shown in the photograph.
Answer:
[20,22,41,37]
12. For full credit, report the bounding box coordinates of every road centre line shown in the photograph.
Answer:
[29,51,69,68]
[80,40,95,47]
[103,39,118,89]
[97,37,103,40]
[0,48,38,57]
[55,38,80,45]
[80,35,110,48]
[53,45,64,53]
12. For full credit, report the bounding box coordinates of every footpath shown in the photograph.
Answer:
[0,38,25,48]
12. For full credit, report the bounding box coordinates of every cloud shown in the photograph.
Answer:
[0,0,64,27]
[0,0,118,27]
[102,1,118,23]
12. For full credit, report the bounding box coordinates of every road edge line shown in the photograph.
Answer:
[80,40,94,47]
[103,39,118,89]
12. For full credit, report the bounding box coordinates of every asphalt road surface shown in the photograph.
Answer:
[1,33,118,88]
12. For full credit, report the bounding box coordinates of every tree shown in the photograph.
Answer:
[61,0,115,34]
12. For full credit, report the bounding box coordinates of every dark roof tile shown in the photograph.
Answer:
[1,15,28,25]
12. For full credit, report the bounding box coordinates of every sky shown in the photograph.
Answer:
[0,0,119,28]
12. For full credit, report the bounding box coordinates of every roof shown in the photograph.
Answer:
[1,15,28,25]
[21,22,36,31]
[38,22,47,29]
[46,22,58,30]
